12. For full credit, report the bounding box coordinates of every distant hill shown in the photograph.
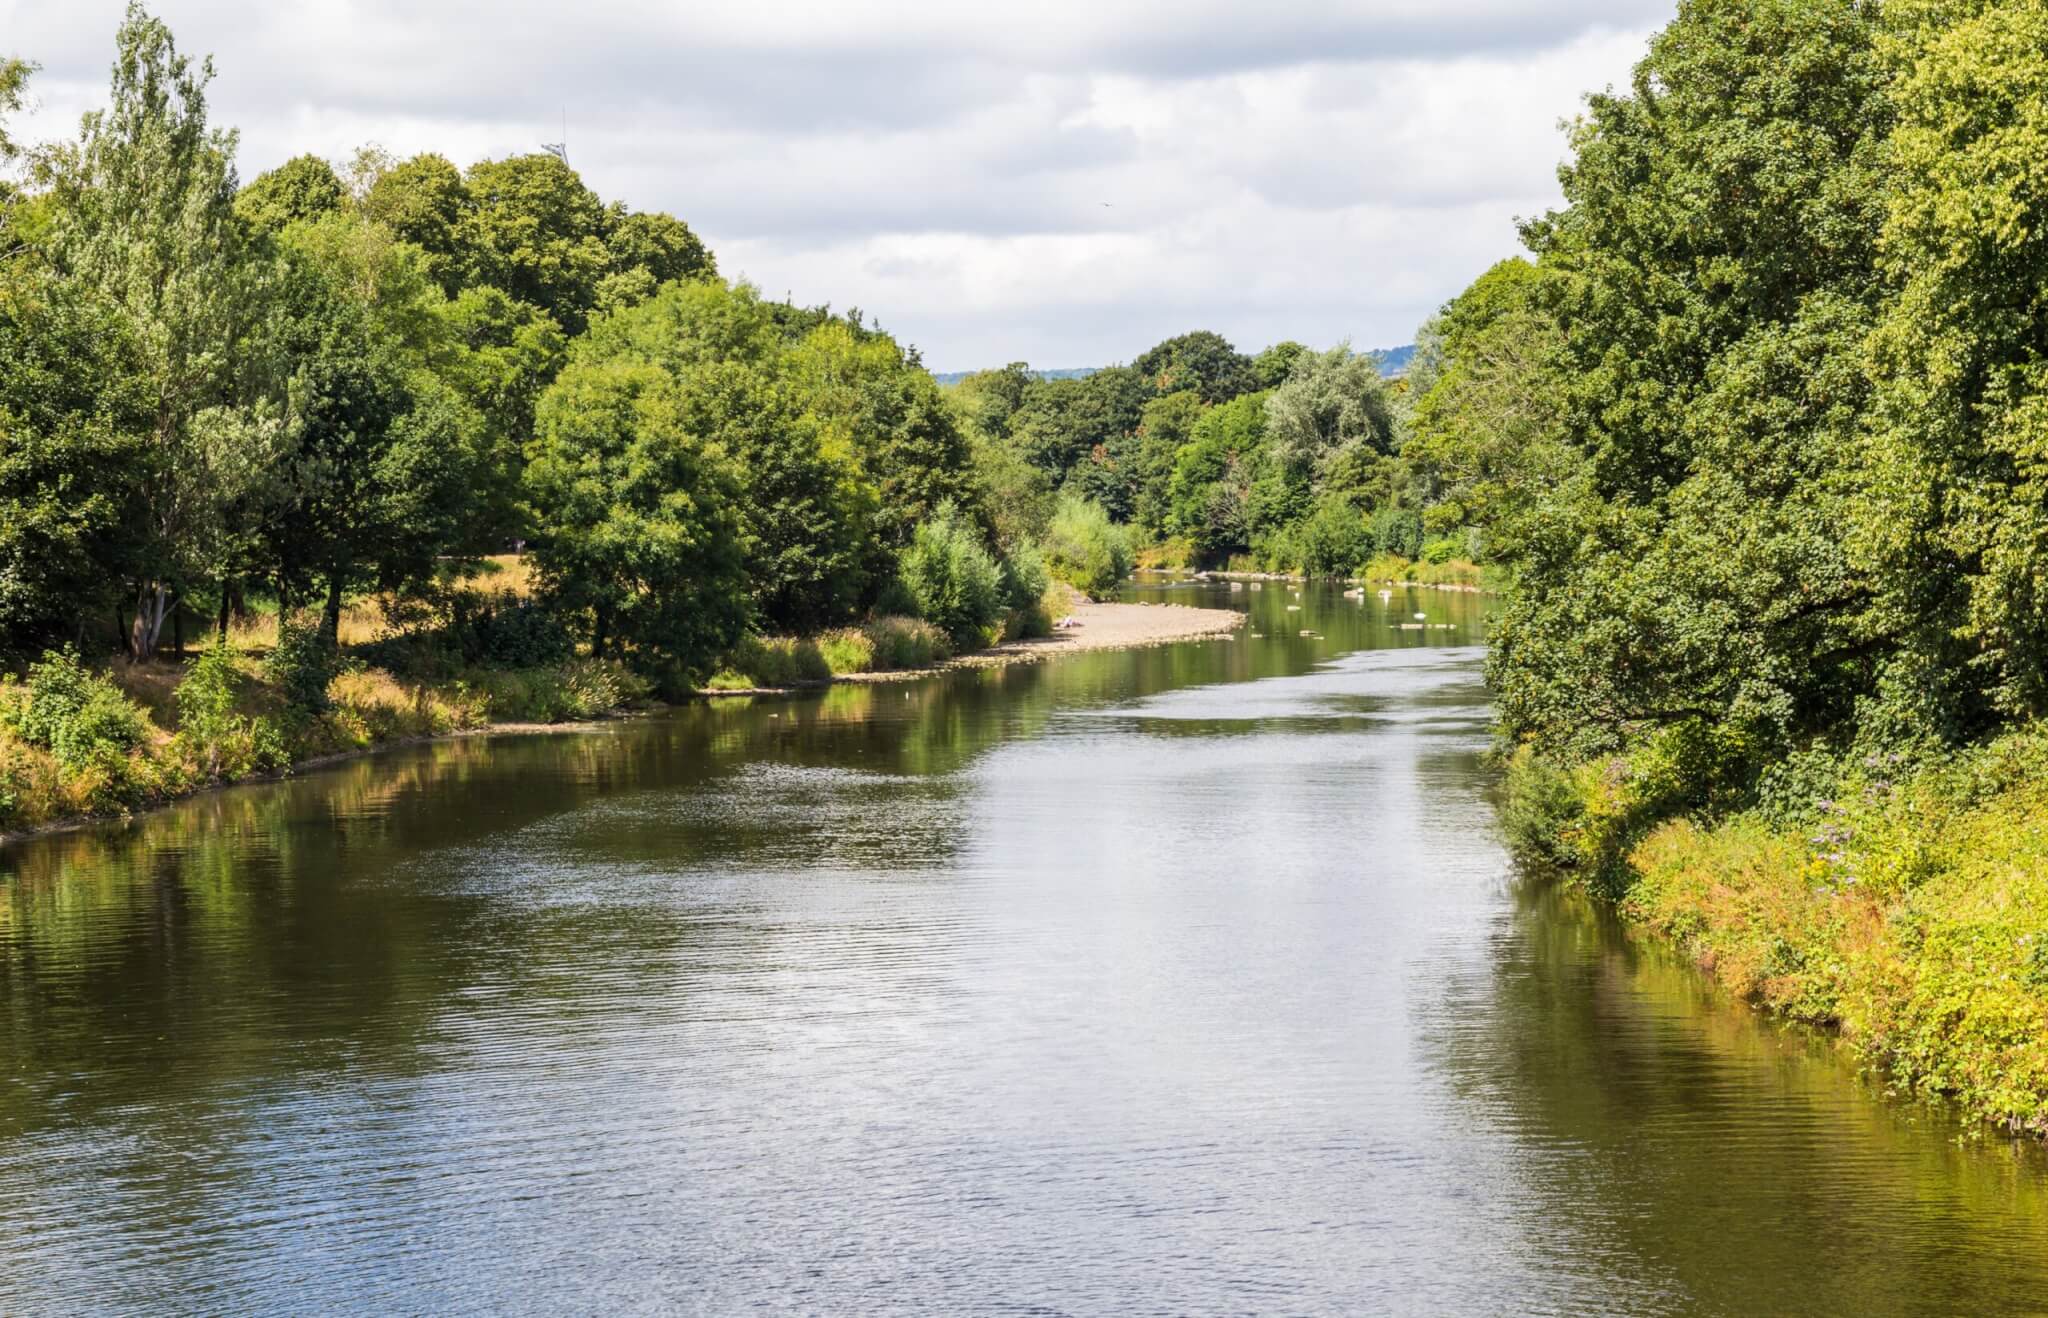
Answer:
[1368,344,1417,377]
[932,347,1416,387]
[930,366,1096,386]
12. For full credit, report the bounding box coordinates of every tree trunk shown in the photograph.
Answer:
[173,596,184,660]
[321,573,344,649]
[218,581,231,643]
[592,603,610,660]
[131,583,173,661]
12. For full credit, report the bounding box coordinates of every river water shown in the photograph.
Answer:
[3,581,2045,1315]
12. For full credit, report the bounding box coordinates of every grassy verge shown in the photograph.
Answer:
[0,642,650,837]
[1357,555,1496,589]
[703,616,953,691]
[1506,733,2048,1137]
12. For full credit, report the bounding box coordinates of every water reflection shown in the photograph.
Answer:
[2,581,2043,1314]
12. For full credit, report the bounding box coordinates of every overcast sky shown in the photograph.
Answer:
[0,1,1670,371]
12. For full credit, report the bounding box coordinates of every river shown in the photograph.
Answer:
[3,581,2045,1314]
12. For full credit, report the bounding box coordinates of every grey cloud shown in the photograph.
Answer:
[0,0,1663,371]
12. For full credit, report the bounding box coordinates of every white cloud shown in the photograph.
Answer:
[0,1,1662,370]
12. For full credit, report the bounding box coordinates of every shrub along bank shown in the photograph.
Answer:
[0,642,647,834]
[1504,732,2048,1138]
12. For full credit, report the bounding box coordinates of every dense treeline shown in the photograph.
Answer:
[1407,0,2048,1133]
[947,329,1482,580]
[0,5,1024,689]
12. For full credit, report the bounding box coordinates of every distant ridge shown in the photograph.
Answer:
[930,366,1096,386]
[932,347,1416,386]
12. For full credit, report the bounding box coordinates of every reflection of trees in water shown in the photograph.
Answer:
[1421,873,2048,1314]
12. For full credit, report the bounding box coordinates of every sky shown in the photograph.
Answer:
[0,1,1671,372]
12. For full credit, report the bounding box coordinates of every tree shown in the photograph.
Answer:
[1488,0,1891,768]
[596,208,716,311]
[791,319,981,553]
[1252,340,1310,389]
[1132,330,1257,403]
[361,152,470,295]
[461,153,611,331]
[1403,259,1576,550]
[234,154,345,234]
[435,286,567,546]
[260,240,476,644]
[40,5,272,658]
[1863,0,2048,728]
[1131,389,1206,534]
[0,267,149,655]
[526,359,748,667]
[0,56,30,163]
[546,280,879,632]
[1167,391,1269,563]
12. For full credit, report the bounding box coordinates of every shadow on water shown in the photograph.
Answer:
[2,579,2045,1313]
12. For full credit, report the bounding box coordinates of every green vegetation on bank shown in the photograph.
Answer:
[1424,0,2048,1135]
[0,7,1129,825]
[944,327,1491,581]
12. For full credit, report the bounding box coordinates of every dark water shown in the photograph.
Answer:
[3,581,2046,1315]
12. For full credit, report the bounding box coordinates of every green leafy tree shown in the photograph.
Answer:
[1131,389,1206,534]
[596,208,716,311]
[1488,0,1891,767]
[0,56,31,163]
[361,152,470,295]
[1132,330,1257,403]
[461,153,612,331]
[234,154,345,234]
[40,5,273,658]
[261,235,477,644]
[1863,0,2048,727]
[0,269,149,655]
[547,280,877,631]
[435,286,567,546]
[526,359,749,667]
[1252,340,1310,389]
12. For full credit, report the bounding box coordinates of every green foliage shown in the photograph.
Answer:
[526,357,750,671]
[8,649,148,772]
[712,635,833,689]
[0,268,149,656]
[40,3,272,659]
[469,658,649,723]
[1293,498,1373,578]
[1042,494,1133,596]
[173,646,285,781]
[234,154,344,234]
[896,506,1006,647]
[269,621,339,713]
[1131,330,1257,404]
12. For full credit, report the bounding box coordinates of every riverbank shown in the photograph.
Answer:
[0,600,1244,842]
[1170,557,1493,594]
[702,600,1244,694]
[1506,735,2048,1139]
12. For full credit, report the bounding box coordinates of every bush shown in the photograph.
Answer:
[897,507,1006,648]
[1043,494,1133,596]
[270,622,340,713]
[818,628,876,675]
[1297,500,1373,577]
[470,659,650,722]
[713,635,833,689]
[9,649,147,772]
[1419,535,1460,565]
[862,616,949,669]
[173,647,286,781]
[1369,505,1424,559]
[463,599,576,668]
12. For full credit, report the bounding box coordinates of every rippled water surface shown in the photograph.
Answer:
[4,581,2046,1314]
